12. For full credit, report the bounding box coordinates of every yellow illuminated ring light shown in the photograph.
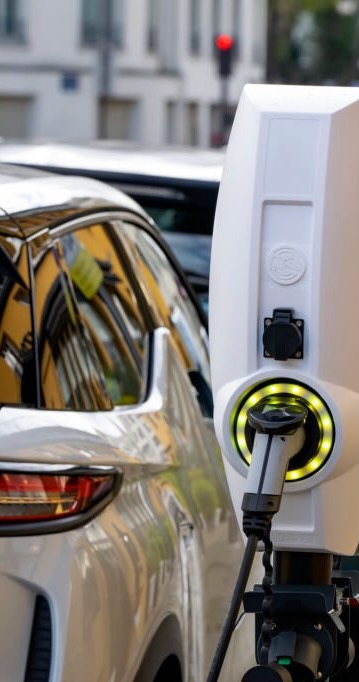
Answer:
[231,381,335,481]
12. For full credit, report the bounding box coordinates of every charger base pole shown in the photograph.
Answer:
[273,552,333,585]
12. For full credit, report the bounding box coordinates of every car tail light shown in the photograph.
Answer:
[0,468,121,532]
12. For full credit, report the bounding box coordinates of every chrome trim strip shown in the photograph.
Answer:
[49,210,148,238]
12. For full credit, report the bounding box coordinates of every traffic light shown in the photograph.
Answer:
[215,34,234,78]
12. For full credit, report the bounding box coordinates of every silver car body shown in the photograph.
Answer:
[0,166,255,681]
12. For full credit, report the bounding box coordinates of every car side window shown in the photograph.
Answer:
[30,235,113,411]
[0,236,34,407]
[60,223,149,406]
[120,223,210,375]
[118,222,213,417]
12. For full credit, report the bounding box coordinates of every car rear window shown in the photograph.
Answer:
[114,182,218,236]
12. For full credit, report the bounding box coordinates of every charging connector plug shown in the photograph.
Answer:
[242,402,307,539]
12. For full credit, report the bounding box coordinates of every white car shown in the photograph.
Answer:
[0,164,253,682]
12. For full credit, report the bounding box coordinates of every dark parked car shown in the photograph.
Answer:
[0,142,224,314]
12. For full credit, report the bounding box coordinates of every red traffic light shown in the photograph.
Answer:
[215,34,234,77]
[215,34,234,51]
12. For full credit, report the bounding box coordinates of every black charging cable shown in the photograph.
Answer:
[206,533,258,682]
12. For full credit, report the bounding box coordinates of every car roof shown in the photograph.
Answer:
[0,141,225,185]
[0,162,148,239]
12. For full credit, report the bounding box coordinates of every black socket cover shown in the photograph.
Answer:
[263,309,303,361]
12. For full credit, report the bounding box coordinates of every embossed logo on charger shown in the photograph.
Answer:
[267,247,306,285]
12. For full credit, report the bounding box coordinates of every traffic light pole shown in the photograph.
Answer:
[220,77,230,145]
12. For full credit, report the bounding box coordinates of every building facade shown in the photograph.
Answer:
[0,0,267,146]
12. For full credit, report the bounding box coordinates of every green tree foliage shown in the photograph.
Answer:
[267,0,359,84]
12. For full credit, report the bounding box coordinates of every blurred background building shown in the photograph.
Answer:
[0,0,267,146]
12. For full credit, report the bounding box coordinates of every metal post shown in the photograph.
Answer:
[98,0,113,139]
[273,551,333,585]
[220,77,229,145]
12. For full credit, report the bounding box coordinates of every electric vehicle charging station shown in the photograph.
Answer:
[208,85,359,681]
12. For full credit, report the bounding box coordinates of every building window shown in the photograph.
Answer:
[82,0,124,48]
[0,0,25,43]
[147,0,159,52]
[189,0,201,55]
[98,98,139,140]
[0,96,30,137]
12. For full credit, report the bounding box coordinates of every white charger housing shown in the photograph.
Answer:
[209,84,359,555]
